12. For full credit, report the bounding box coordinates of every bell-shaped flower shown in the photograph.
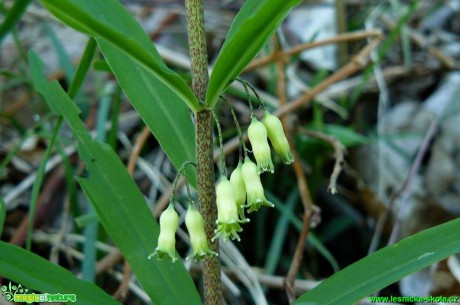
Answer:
[185,204,218,261]
[229,162,248,221]
[263,111,294,164]
[213,176,249,242]
[248,117,274,173]
[241,157,274,213]
[148,204,179,262]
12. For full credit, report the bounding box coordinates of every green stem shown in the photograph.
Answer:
[212,110,227,177]
[185,0,208,102]
[170,161,196,205]
[185,0,222,304]
[195,111,221,305]
[221,96,248,160]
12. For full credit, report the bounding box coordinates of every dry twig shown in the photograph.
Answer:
[271,36,317,303]
[300,129,346,195]
[114,126,152,300]
[244,29,383,72]
[380,15,457,70]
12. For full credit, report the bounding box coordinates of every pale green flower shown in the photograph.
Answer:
[248,117,274,173]
[148,204,178,262]
[241,157,274,213]
[213,176,249,242]
[229,162,248,220]
[185,205,218,261]
[263,111,294,164]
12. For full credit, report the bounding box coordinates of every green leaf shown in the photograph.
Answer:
[29,51,202,305]
[267,191,339,273]
[40,0,197,186]
[41,0,200,111]
[0,197,6,237]
[0,0,32,44]
[265,190,298,275]
[0,241,121,305]
[293,218,460,305]
[206,0,301,107]
[98,41,198,187]
[323,124,368,147]
[39,0,199,111]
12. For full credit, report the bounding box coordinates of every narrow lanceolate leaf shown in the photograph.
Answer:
[40,0,199,112]
[0,197,6,237]
[293,218,460,305]
[97,40,197,187]
[40,0,198,186]
[29,51,202,305]
[0,242,121,305]
[0,0,33,43]
[206,0,301,108]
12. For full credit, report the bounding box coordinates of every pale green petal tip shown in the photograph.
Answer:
[186,249,218,262]
[256,155,274,174]
[212,221,242,242]
[212,217,250,242]
[148,248,178,263]
[281,150,294,164]
[244,197,274,213]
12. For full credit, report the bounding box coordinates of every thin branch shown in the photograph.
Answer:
[301,129,346,195]
[115,126,151,300]
[387,119,438,245]
[127,126,151,175]
[380,14,457,70]
[275,38,381,118]
[274,35,316,303]
[284,211,313,303]
[244,29,383,72]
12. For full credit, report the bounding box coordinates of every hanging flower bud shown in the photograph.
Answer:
[241,157,274,213]
[185,204,218,261]
[229,162,248,221]
[248,117,274,174]
[213,176,249,242]
[263,111,294,164]
[148,204,179,262]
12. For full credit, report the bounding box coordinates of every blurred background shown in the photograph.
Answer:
[1,0,459,304]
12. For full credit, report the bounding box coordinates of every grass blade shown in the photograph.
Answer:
[293,218,460,305]
[68,37,97,98]
[0,0,32,44]
[265,191,298,274]
[267,191,340,272]
[26,117,63,251]
[43,22,75,81]
[0,197,6,237]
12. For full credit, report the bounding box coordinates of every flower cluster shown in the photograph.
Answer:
[149,203,217,262]
[211,111,293,241]
[150,108,293,262]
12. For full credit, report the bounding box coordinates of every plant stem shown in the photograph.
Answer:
[185,0,222,304]
[196,111,221,305]
[185,0,208,101]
